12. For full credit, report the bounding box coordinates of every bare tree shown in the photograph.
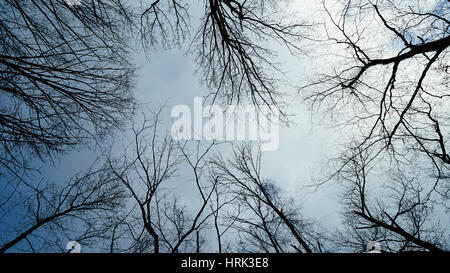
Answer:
[0,0,310,180]
[106,108,179,253]
[8,0,450,254]
[0,160,126,253]
[194,0,311,108]
[106,109,221,253]
[303,0,450,252]
[210,144,326,253]
[208,178,239,253]
[332,147,449,253]
[0,0,136,179]
[138,0,311,111]
[305,0,450,180]
[138,0,190,49]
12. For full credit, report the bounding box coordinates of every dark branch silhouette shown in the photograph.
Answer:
[0,0,136,178]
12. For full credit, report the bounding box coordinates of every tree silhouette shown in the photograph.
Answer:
[138,0,311,108]
[106,109,221,253]
[305,0,450,253]
[333,148,448,253]
[0,0,136,179]
[3,0,449,254]
[0,161,126,253]
[210,144,325,253]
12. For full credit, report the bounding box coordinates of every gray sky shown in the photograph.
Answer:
[2,0,447,253]
[37,0,344,238]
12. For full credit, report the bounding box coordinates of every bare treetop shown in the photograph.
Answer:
[0,0,136,178]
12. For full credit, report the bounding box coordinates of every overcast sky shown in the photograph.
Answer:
[36,0,346,237]
[0,0,447,253]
